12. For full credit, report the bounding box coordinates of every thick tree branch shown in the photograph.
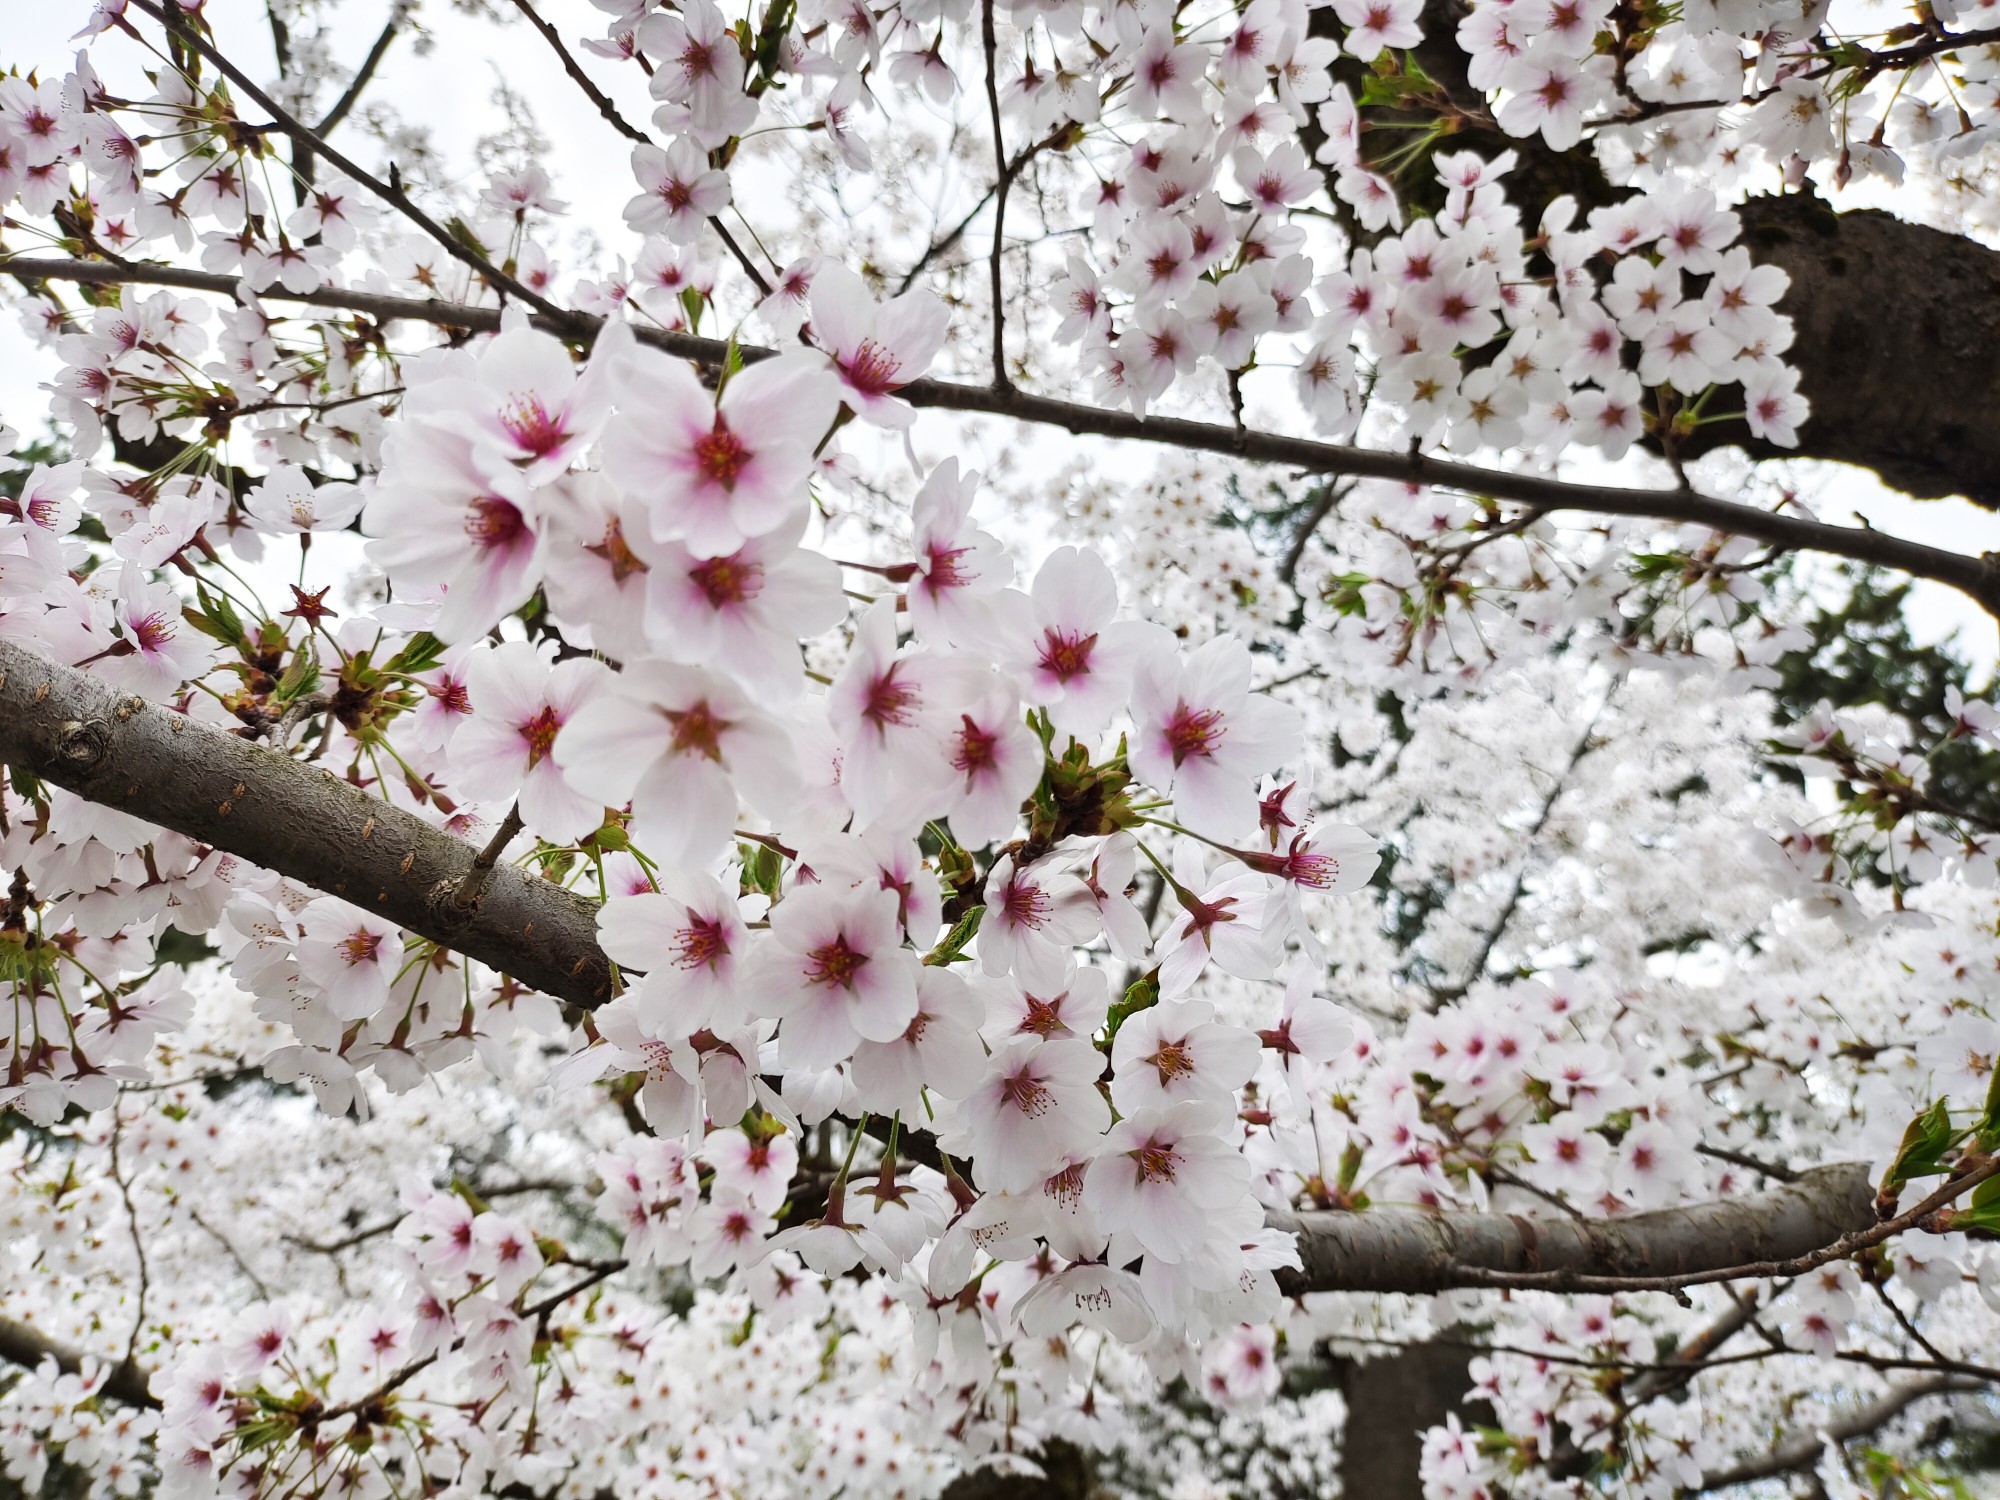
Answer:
[0,638,614,1006]
[0,1317,158,1409]
[10,255,2000,616]
[1270,1162,1874,1296]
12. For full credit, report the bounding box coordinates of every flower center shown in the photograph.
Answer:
[805,934,869,990]
[862,665,919,729]
[1163,701,1225,765]
[1001,1069,1053,1118]
[520,705,561,768]
[841,339,903,396]
[1148,1038,1195,1084]
[586,519,649,584]
[689,553,763,608]
[1037,628,1097,683]
[340,931,381,967]
[672,915,730,972]
[666,699,728,760]
[693,421,752,489]
[952,716,998,776]
[1021,993,1068,1037]
[465,496,529,553]
[1134,1140,1180,1183]
[500,395,568,458]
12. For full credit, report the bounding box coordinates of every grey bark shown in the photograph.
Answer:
[0,638,614,1007]
[1272,1163,1875,1295]
[1308,0,2000,508]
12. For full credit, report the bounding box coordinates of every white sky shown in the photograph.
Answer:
[6,0,1998,672]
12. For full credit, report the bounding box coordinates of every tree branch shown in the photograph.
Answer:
[10,254,1999,617]
[0,641,1907,1307]
[0,1318,158,1410]
[0,638,615,1006]
[1694,1375,1982,1491]
[122,0,564,319]
[1271,1162,1875,1296]
[314,10,401,138]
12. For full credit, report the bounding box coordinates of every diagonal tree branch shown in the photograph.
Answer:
[0,639,615,1006]
[9,254,2000,618]
[314,10,402,138]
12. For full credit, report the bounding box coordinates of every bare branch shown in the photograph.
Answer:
[1271,1162,1875,1296]
[314,10,402,137]
[1695,1375,1983,1492]
[122,0,563,318]
[10,255,1999,617]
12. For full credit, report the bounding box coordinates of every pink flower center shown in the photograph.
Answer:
[805,934,869,990]
[340,930,382,967]
[130,611,176,652]
[673,915,730,972]
[694,421,752,488]
[520,705,561,768]
[1002,875,1049,930]
[689,553,763,608]
[465,496,529,553]
[1037,628,1097,682]
[952,716,998,776]
[862,665,919,729]
[501,396,568,457]
[1162,702,1225,765]
[841,339,904,396]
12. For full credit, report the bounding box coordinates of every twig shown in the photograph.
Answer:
[107,1109,150,1370]
[980,0,1011,390]
[502,0,772,297]
[1696,1141,1800,1183]
[452,802,523,911]
[315,10,402,136]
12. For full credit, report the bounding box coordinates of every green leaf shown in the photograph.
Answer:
[273,640,320,707]
[924,905,983,966]
[1881,1098,1968,1195]
[1104,970,1159,1043]
[383,630,446,677]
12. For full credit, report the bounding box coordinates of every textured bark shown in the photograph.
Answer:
[1271,1163,1874,1296]
[0,638,614,1007]
[1337,1337,1487,1500]
[1702,196,2000,505]
[0,1317,157,1409]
